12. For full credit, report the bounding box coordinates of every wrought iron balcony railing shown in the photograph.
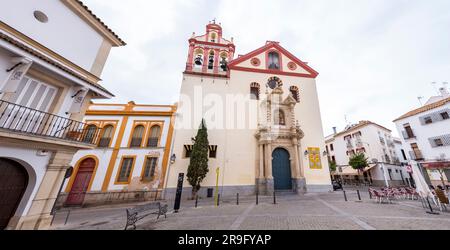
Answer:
[146,137,159,148]
[0,100,100,145]
[402,130,416,140]
[409,150,424,161]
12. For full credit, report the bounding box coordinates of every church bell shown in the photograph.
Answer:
[220,58,227,71]
[194,55,203,66]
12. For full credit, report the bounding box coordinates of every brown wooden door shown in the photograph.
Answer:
[65,158,95,206]
[0,158,28,230]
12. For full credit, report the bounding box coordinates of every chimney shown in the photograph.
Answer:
[439,87,449,98]
[332,127,337,135]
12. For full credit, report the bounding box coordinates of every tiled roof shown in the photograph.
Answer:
[0,31,114,97]
[334,120,391,137]
[76,0,126,46]
[393,97,450,122]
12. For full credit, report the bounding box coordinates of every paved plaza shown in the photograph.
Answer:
[51,190,450,230]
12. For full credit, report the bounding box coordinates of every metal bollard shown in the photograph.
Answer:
[155,190,159,201]
[343,190,348,202]
[357,190,362,201]
[64,210,71,225]
[369,190,372,199]
[426,197,439,215]
[273,191,277,205]
[236,193,239,205]
[256,192,259,205]
[195,195,198,208]
[217,194,220,206]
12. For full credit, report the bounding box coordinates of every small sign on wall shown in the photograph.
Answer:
[308,147,322,169]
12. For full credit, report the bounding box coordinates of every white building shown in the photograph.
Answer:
[393,87,450,186]
[0,0,124,229]
[166,21,332,198]
[60,102,176,207]
[326,121,410,187]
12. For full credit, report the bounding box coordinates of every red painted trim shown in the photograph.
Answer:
[228,42,319,78]
[183,71,229,79]
[190,39,235,49]
[229,66,316,78]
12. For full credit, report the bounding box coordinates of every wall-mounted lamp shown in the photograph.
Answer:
[170,154,176,164]
[304,150,309,157]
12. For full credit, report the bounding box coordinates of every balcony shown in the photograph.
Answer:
[346,141,354,149]
[402,130,416,140]
[146,137,159,148]
[0,100,100,145]
[409,150,424,161]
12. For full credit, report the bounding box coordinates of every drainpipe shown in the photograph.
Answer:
[381,163,390,187]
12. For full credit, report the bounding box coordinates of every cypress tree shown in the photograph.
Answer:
[187,119,209,199]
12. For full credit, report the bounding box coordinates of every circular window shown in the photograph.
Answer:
[33,11,48,23]
[287,62,297,71]
[250,58,261,67]
[267,77,282,89]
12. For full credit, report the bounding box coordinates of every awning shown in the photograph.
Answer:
[332,163,377,176]
[422,161,450,169]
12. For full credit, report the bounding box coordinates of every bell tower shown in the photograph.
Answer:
[185,20,235,77]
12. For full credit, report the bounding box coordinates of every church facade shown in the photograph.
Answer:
[165,22,331,198]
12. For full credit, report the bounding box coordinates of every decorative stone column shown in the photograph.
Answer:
[265,142,274,194]
[293,141,307,193]
[256,143,267,194]
[17,150,75,230]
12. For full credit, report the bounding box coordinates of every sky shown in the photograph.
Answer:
[84,0,450,137]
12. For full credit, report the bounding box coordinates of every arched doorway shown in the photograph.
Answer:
[272,148,292,190]
[0,158,28,229]
[65,158,96,206]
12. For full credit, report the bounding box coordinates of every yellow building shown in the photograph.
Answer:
[61,102,176,207]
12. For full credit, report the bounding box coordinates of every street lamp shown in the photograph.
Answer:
[170,154,176,164]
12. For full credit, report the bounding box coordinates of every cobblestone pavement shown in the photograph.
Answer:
[52,190,450,230]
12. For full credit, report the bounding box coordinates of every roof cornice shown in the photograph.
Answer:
[62,0,126,46]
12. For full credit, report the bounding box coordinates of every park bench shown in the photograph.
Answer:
[124,202,168,230]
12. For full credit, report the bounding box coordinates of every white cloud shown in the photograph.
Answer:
[83,0,450,136]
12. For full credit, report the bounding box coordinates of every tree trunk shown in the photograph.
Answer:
[191,187,198,200]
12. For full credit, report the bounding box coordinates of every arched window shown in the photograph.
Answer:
[268,51,280,70]
[274,109,286,126]
[208,50,215,70]
[83,124,98,144]
[98,125,114,147]
[250,82,260,100]
[290,86,300,102]
[147,125,161,147]
[210,32,217,42]
[130,125,145,147]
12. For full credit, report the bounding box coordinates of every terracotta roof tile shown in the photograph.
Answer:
[76,0,126,46]
[334,120,391,137]
[393,97,450,122]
